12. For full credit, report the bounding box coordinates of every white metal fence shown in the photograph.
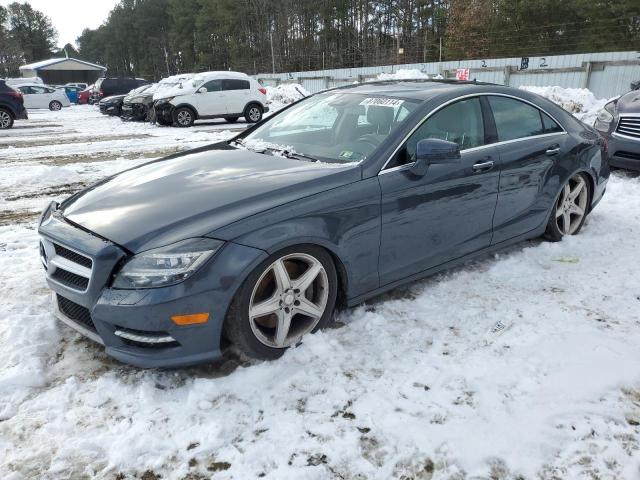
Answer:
[257,51,640,99]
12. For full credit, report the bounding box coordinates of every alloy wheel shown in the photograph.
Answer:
[555,174,588,235]
[248,107,261,122]
[177,110,192,126]
[249,252,329,348]
[50,101,62,111]
[0,111,11,128]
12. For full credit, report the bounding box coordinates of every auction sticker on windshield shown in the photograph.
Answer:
[359,97,404,107]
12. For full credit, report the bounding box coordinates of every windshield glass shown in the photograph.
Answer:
[240,92,420,163]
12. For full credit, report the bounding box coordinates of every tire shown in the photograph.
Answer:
[244,103,263,123]
[172,106,195,127]
[225,117,239,123]
[544,172,591,242]
[0,108,14,129]
[49,101,62,111]
[224,244,338,360]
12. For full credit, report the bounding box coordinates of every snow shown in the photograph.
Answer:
[1,97,640,479]
[520,85,610,125]
[266,83,309,111]
[377,68,431,81]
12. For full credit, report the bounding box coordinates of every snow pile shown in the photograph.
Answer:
[520,85,609,124]
[266,83,309,111]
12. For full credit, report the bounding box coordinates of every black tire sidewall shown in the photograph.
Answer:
[49,101,61,111]
[224,244,338,360]
[244,103,262,123]
[545,172,591,242]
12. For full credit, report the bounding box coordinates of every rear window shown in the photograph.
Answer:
[222,79,250,91]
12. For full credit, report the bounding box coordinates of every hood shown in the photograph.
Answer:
[616,90,640,114]
[61,146,361,252]
[101,94,126,104]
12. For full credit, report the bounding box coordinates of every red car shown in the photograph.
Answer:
[77,86,93,105]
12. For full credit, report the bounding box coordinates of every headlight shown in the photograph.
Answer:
[155,97,174,105]
[112,238,224,289]
[595,101,616,128]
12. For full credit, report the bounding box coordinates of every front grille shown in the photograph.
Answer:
[52,268,89,290]
[616,116,640,139]
[54,244,92,269]
[614,150,640,161]
[57,294,96,332]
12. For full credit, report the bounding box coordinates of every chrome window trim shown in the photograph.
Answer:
[378,92,568,175]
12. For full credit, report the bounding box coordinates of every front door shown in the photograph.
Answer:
[378,97,500,285]
[195,79,226,116]
[18,85,49,109]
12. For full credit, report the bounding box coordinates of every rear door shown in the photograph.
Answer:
[486,95,568,244]
[222,79,250,114]
[17,85,48,108]
[378,97,501,285]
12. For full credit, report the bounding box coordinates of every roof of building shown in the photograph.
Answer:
[20,58,107,71]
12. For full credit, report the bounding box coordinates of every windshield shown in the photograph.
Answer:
[241,92,419,163]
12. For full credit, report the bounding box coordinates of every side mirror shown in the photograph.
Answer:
[410,138,461,176]
[197,87,207,94]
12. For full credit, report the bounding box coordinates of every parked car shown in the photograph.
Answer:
[593,83,640,171]
[38,80,609,367]
[14,83,71,110]
[0,80,28,129]
[98,94,127,116]
[94,77,148,101]
[119,84,156,120]
[122,74,194,122]
[153,71,268,127]
[78,85,93,105]
[65,82,88,90]
[61,85,83,104]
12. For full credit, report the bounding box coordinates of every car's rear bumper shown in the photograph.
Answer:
[38,207,267,368]
[16,108,28,120]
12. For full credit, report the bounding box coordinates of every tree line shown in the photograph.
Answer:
[2,0,639,81]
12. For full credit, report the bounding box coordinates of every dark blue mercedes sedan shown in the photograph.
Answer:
[38,80,609,367]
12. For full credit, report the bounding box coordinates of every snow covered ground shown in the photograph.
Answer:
[1,93,640,480]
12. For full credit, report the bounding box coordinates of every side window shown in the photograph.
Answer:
[222,79,250,90]
[541,111,563,133]
[30,86,47,94]
[404,98,485,162]
[488,97,546,141]
[17,86,32,94]
[201,80,222,92]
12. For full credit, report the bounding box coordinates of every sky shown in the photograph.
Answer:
[0,0,119,48]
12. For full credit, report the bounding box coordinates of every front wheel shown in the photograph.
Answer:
[0,108,14,129]
[244,104,263,123]
[224,245,338,360]
[49,101,62,111]
[173,107,195,127]
[544,173,590,241]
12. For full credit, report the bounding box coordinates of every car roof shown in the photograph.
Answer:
[327,79,512,101]
[192,71,251,80]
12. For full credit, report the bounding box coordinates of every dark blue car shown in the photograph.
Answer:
[0,80,28,129]
[38,80,609,367]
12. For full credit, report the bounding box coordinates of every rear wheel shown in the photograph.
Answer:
[173,106,195,127]
[544,173,590,241]
[49,101,62,111]
[0,108,14,129]
[244,104,263,123]
[225,117,239,123]
[224,245,338,360]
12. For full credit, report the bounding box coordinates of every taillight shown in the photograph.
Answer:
[9,91,23,101]
[99,89,104,97]
[258,87,267,95]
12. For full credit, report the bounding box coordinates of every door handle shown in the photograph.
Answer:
[472,158,494,172]
[546,144,561,156]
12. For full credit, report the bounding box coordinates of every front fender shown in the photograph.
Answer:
[212,176,381,300]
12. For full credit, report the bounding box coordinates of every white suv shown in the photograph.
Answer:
[153,71,268,127]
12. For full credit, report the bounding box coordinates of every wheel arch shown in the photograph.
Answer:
[172,103,199,119]
[0,105,16,118]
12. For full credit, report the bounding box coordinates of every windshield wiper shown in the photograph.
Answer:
[266,147,319,162]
